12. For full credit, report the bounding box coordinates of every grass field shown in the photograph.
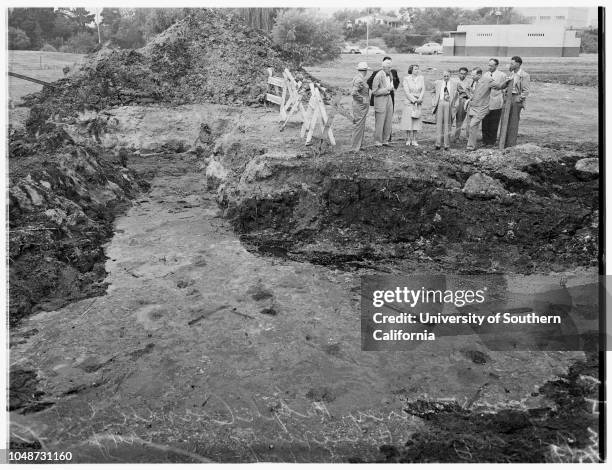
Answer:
[8,50,85,101]
[308,53,599,87]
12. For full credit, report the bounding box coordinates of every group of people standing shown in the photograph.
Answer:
[350,56,530,152]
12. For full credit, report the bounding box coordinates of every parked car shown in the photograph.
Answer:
[360,46,386,55]
[415,42,443,55]
[341,43,362,54]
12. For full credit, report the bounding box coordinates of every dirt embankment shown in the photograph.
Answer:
[8,123,148,327]
[208,137,598,275]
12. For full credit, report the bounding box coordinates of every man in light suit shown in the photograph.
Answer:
[466,67,512,150]
[371,58,394,147]
[504,56,530,147]
[351,61,371,151]
[431,70,458,150]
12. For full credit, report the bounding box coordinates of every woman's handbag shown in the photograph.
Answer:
[411,104,421,119]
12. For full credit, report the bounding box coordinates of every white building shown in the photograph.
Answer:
[442,24,581,57]
[354,14,402,28]
[515,7,590,29]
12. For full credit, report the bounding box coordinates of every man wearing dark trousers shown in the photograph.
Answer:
[481,58,506,146]
[505,56,530,147]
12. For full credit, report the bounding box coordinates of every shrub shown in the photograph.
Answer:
[579,28,598,54]
[60,31,98,54]
[272,9,343,66]
[8,26,31,50]
[383,31,429,53]
[40,43,57,52]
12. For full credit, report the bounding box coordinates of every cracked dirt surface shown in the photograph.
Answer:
[9,149,596,462]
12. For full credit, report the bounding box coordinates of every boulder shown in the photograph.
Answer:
[462,173,508,200]
[206,160,228,190]
[575,158,599,176]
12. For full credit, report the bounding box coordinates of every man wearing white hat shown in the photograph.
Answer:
[351,61,370,151]
[371,58,394,147]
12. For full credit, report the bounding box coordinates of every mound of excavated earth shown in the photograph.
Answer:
[20,9,329,123]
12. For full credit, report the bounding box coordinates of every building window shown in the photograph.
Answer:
[526,16,537,21]
[527,33,545,37]
[556,16,566,20]
[539,16,551,20]
[476,33,492,37]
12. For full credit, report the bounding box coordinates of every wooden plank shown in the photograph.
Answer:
[322,113,336,146]
[302,84,317,137]
[284,68,295,83]
[498,84,512,149]
[279,84,287,120]
[305,110,319,144]
[312,88,336,145]
[267,76,285,88]
[8,71,56,88]
[266,93,283,105]
[305,85,319,144]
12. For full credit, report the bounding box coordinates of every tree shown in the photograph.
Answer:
[235,8,282,31]
[53,14,78,40]
[398,7,528,43]
[56,8,96,33]
[141,8,191,39]
[8,26,31,50]
[579,28,598,53]
[111,16,145,48]
[332,9,361,25]
[383,30,428,53]
[100,7,122,34]
[272,9,343,66]
[59,30,97,53]
[8,8,56,49]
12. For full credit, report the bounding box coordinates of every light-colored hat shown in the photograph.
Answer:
[356,61,370,71]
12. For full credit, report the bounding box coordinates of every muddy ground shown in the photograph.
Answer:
[9,95,601,462]
[8,25,602,459]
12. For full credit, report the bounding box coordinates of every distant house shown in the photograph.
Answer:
[515,7,590,29]
[354,14,402,28]
[442,24,581,57]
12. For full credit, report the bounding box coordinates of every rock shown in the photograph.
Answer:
[240,157,273,184]
[575,158,598,176]
[508,143,543,154]
[462,173,508,200]
[205,160,228,190]
[44,208,67,226]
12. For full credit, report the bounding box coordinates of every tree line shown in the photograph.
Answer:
[8,7,597,59]
[8,8,192,53]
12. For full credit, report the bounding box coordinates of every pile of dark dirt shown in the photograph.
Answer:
[8,123,149,326]
[213,142,598,275]
[21,9,331,121]
[367,353,600,463]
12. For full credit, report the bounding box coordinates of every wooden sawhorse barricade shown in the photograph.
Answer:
[266,68,336,147]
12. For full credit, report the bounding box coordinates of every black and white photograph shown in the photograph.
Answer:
[3,2,606,464]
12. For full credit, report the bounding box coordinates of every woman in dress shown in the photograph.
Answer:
[400,64,425,146]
